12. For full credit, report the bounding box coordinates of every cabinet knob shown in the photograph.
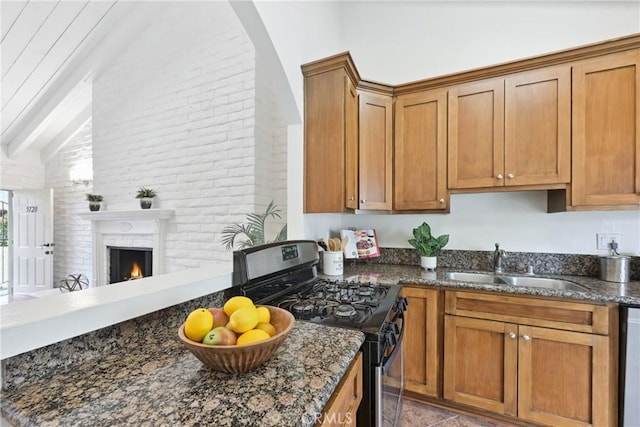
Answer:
[439,198,445,204]
[507,173,515,179]
[348,196,355,201]
[508,332,516,339]
[496,174,504,180]
[360,199,366,204]
[523,335,531,341]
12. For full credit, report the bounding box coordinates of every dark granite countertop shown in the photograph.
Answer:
[1,321,365,427]
[339,264,640,305]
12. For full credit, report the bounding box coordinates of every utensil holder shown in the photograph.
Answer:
[323,251,343,276]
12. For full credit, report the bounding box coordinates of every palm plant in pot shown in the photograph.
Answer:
[86,194,103,211]
[221,201,287,250]
[408,222,449,270]
[135,187,156,209]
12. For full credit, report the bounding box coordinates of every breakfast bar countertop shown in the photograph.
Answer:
[1,321,365,427]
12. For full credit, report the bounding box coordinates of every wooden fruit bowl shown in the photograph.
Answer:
[178,305,295,373]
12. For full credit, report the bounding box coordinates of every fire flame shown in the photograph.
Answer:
[129,262,143,280]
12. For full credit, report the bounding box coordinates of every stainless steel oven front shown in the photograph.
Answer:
[376,306,405,426]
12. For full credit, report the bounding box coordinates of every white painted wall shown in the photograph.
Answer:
[259,1,640,256]
[0,149,44,190]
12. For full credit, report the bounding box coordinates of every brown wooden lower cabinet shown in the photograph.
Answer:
[317,352,363,427]
[443,291,618,427]
[389,287,442,398]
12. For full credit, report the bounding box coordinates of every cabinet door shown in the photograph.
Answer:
[393,287,442,398]
[504,66,571,186]
[518,326,614,427]
[444,315,518,416]
[448,78,504,189]
[572,49,640,207]
[359,91,393,210]
[344,78,359,210]
[394,90,448,210]
[304,69,348,213]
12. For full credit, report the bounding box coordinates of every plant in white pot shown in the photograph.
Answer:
[408,222,449,270]
[86,194,103,211]
[135,187,156,209]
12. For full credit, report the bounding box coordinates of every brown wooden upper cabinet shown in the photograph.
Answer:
[358,90,393,210]
[302,55,359,213]
[448,66,571,190]
[571,49,640,209]
[394,90,449,211]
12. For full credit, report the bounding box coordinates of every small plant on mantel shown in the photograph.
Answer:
[408,222,449,271]
[135,187,157,209]
[86,194,103,212]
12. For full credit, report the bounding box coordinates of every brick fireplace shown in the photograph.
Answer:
[79,209,173,286]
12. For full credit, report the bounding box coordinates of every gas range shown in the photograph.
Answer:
[272,279,400,333]
[229,240,406,427]
[230,240,401,336]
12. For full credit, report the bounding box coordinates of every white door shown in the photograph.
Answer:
[12,190,54,293]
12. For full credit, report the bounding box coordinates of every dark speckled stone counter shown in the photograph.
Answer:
[339,264,640,305]
[1,301,365,427]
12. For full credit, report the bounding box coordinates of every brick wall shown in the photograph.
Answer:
[89,2,285,273]
[44,121,93,286]
[254,54,288,241]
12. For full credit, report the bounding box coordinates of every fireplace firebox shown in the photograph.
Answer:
[108,246,153,284]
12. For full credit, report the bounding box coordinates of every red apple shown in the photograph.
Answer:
[207,307,229,328]
[202,326,237,345]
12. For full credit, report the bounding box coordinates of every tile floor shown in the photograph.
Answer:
[399,398,518,427]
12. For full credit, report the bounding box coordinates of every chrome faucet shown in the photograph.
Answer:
[493,243,507,273]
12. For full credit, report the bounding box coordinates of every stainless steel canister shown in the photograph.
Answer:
[599,255,631,283]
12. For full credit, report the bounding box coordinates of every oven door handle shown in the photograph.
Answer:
[381,311,405,374]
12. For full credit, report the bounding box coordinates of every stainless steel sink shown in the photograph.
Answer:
[443,271,587,292]
[442,272,507,284]
[498,276,587,291]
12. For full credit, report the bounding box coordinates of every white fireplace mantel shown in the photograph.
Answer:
[78,209,174,222]
[79,209,174,286]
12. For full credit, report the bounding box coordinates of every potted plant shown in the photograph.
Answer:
[408,222,449,270]
[86,194,103,212]
[221,201,287,250]
[135,187,156,209]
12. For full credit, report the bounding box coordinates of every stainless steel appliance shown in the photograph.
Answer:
[620,306,640,426]
[229,240,406,427]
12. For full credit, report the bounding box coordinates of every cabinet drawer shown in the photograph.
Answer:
[445,291,614,334]
[317,352,363,427]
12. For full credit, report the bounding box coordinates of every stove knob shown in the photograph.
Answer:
[395,297,408,312]
[386,332,397,347]
[391,323,400,335]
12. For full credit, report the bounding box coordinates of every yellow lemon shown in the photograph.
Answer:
[227,306,259,333]
[255,322,277,337]
[184,308,214,342]
[256,306,271,324]
[237,329,271,345]
[223,296,255,316]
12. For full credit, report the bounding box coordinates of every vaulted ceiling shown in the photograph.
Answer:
[1,0,154,162]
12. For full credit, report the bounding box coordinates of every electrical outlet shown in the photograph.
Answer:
[596,233,621,250]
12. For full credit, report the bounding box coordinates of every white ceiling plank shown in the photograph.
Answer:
[1,1,115,136]
[0,0,29,42]
[6,77,90,157]
[0,1,58,78]
[1,1,89,110]
[3,1,148,158]
[41,104,91,163]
